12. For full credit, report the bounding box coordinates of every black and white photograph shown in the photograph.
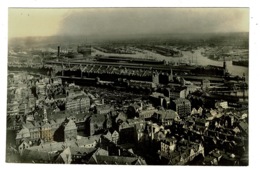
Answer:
[2,2,255,167]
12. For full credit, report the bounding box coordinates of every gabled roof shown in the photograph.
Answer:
[160,152,180,165]
[90,114,106,124]
[139,108,157,116]
[55,147,72,164]
[134,158,147,165]
[238,121,248,134]
[119,121,131,129]
[96,104,112,111]
[41,122,51,128]
[74,112,89,121]
[22,149,58,163]
[168,155,181,165]
[155,110,180,121]
[26,135,101,153]
[64,119,77,131]
[16,127,30,139]
[31,121,41,128]
[111,130,119,136]
[127,118,144,125]
[49,119,57,125]
[88,155,146,165]
[19,140,30,147]
[163,110,180,120]
[115,112,127,123]
[103,130,112,140]
[23,122,35,129]
[172,98,190,104]
[72,94,89,101]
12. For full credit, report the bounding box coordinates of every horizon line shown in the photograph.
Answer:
[9,31,249,39]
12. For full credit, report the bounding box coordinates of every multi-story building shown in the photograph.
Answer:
[66,97,80,112]
[41,122,53,142]
[17,108,56,144]
[86,114,108,136]
[152,110,180,126]
[7,101,19,115]
[111,130,119,144]
[16,127,31,145]
[27,94,36,111]
[23,121,41,144]
[119,119,146,144]
[16,116,76,146]
[160,137,177,154]
[66,95,90,113]
[171,98,191,117]
[164,87,186,99]
[103,130,119,144]
[63,119,77,141]
[159,141,204,165]
[79,96,91,112]
[149,92,165,107]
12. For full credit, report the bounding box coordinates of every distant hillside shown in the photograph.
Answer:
[8,32,249,48]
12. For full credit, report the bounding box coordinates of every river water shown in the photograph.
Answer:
[93,48,249,82]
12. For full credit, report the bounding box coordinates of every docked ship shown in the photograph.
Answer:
[77,45,92,58]
[232,60,248,67]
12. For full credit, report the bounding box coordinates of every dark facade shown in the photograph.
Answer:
[86,114,112,136]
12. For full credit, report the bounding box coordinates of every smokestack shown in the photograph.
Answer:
[118,148,121,156]
[57,46,60,58]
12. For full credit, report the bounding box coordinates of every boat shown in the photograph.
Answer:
[232,60,248,67]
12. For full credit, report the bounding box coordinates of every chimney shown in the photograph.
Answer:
[118,148,121,156]
[151,126,154,140]
[57,46,60,58]
[99,136,102,144]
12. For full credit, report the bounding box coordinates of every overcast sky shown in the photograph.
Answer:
[9,8,249,38]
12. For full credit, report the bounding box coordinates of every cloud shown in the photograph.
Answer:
[8,8,249,38]
[57,8,249,36]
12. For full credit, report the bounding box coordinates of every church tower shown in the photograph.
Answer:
[43,106,48,123]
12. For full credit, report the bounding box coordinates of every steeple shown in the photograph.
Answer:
[223,56,227,75]
[43,106,48,123]
[169,69,173,82]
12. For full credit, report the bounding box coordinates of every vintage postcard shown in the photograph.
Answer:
[6,7,249,166]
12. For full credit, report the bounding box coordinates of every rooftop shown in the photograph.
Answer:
[27,135,101,153]
[88,155,146,165]
[172,98,191,104]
